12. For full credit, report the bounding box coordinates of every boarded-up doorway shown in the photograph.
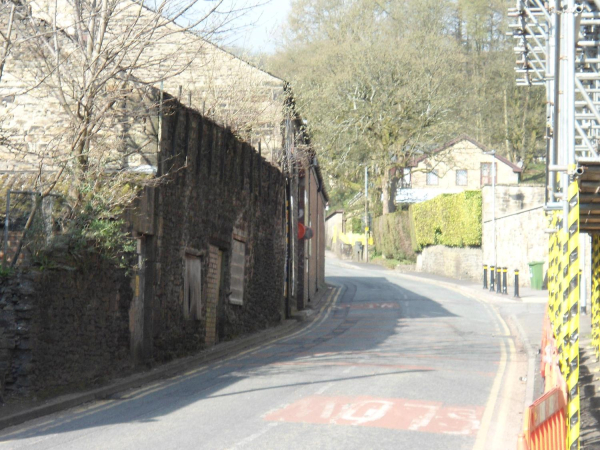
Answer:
[206,245,223,346]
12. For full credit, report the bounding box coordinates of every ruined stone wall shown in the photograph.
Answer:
[148,99,286,362]
[0,97,287,399]
[0,256,133,399]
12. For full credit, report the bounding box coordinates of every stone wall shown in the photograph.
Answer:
[0,97,287,399]
[481,185,547,287]
[140,98,287,363]
[0,255,133,399]
[416,246,482,281]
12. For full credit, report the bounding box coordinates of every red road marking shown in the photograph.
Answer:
[264,395,483,436]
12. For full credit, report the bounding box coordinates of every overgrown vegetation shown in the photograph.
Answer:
[412,191,482,248]
[372,211,416,262]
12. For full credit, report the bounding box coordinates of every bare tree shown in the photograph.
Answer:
[0,0,266,265]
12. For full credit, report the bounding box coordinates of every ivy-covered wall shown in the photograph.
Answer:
[372,212,417,261]
[411,191,482,248]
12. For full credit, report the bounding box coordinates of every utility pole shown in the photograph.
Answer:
[365,166,369,263]
[492,152,496,270]
[484,150,497,269]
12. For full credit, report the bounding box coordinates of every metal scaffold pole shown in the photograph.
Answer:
[509,1,593,448]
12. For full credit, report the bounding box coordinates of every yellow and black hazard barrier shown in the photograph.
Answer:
[592,235,600,360]
[520,180,580,450]
[565,180,580,450]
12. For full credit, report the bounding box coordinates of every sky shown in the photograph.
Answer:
[194,0,293,53]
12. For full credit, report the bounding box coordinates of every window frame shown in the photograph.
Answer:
[229,238,246,306]
[426,170,439,186]
[456,169,468,186]
[184,254,202,320]
[480,163,497,186]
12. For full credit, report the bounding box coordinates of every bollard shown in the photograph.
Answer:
[514,269,520,298]
[502,267,508,295]
[490,266,495,291]
[496,266,502,294]
[483,265,488,289]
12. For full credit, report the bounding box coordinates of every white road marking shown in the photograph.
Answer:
[229,422,279,449]
[338,400,393,425]
[315,383,333,395]
[406,403,438,431]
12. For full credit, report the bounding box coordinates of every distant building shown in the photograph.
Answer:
[396,136,522,204]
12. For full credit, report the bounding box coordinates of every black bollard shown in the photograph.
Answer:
[496,267,502,294]
[502,268,508,295]
[490,266,495,291]
[514,270,520,298]
[483,265,488,289]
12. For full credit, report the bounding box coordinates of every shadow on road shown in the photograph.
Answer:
[0,274,470,443]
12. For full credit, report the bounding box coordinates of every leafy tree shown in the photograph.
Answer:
[269,0,546,214]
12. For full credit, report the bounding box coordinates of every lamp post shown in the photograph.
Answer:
[484,150,497,271]
[365,166,369,263]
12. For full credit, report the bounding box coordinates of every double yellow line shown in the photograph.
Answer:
[0,286,342,441]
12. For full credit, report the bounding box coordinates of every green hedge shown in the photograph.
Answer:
[351,217,363,234]
[411,191,482,248]
[372,211,417,262]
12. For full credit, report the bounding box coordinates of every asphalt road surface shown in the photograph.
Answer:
[0,257,524,450]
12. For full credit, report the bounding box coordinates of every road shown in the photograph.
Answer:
[0,257,527,449]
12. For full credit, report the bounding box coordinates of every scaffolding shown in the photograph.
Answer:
[508,1,600,448]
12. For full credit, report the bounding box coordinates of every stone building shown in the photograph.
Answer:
[1,0,327,313]
[397,136,523,204]
[0,91,287,398]
[28,0,286,163]
[0,0,327,397]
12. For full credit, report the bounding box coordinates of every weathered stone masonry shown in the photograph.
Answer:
[0,96,287,399]
[0,256,133,399]
[130,97,287,364]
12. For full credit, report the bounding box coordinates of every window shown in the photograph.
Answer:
[230,239,246,305]
[184,255,202,320]
[456,169,468,186]
[401,168,411,188]
[426,170,439,186]
[481,163,497,186]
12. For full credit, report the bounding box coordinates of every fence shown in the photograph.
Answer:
[0,190,58,267]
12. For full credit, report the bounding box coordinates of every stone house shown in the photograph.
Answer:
[1,0,326,315]
[28,0,286,164]
[396,136,523,204]
[325,210,344,250]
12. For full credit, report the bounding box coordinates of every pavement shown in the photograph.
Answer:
[580,312,600,449]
